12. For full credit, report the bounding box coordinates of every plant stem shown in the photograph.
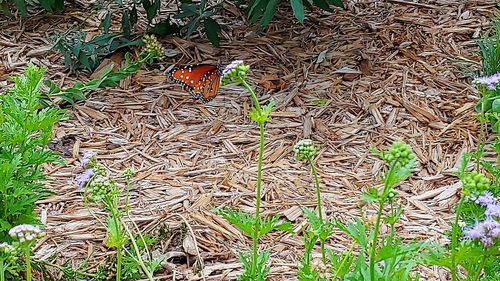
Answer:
[120,217,155,281]
[0,259,5,281]
[25,248,32,281]
[111,212,122,281]
[333,242,355,281]
[309,157,326,264]
[473,254,487,281]
[450,197,464,281]
[240,78,265,278]
[369,164,396,281]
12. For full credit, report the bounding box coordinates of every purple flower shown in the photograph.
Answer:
[80,151,96,168]
[9,224,43,243]
[76,169,94,188]
[222,60,244,76]
[486,203,500,218]
[474,191,497,206]
[464,224,484,239]
[473,72,500,89]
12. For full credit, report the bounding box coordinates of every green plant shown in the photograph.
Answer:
[175,0,222,47]
[43,34,164,106]
[246,0,344,29]
[217,61,293,280]
[78,155,161,281]
[0,0,64,17]
[328,142,425,281]
[478,21,500,77]
[0,65,68,241]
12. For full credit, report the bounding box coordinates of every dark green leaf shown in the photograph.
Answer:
[54,0,64,11]
[0,2,12,15]
[204,17,220,47]
[142,0,160,22]
[39,0,55,12]
[130,5,138,28]
[149,20,181,35]
[185,17,199,38]
[122,10,131,38]
[327,0,344,8]
[102,11,112,34]
[78,53,92,70]
[259,0,279,29]
[312,0,332,12]
[290,0,305,23]
[12,0,27,17]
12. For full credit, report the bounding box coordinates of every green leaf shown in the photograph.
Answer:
[301,207,322,230]
[493,98,500,113]
[361,187,379,203]
[102,11,112,34]
[12,0,27,17]
[204,17,220,47]
[122,10,131,38]
[0,1,12,15]
[312,0,332,11]
[327,0,344,8]
[149,20,181,35]
[290,0,305,22]
[216,208,255,237]
[185,17,200,38]
[259,0,279,29]
[142,0,160,22]
[130,5,138,28]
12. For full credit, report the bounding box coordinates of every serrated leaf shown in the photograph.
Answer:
[185,18,199,38]
[301,207,322,230]
[290,0,305,22]
[259,0,279,29]
[204,17,220,47]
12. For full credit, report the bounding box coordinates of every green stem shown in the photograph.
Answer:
[369,164,396,281]
[332,243,355,281]
[309,157,326,265]
[240,77,264,278]
[473,254,487,281]
[450,197,464,281]
[120,217,155,281]
[111,212,122,281]
[0,259,5,281]
[25,248,32,281]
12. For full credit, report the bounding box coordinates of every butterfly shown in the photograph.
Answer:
[166,63,225,103]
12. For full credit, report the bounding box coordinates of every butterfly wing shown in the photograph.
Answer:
[166,64,223,103]
[194,69,222,103]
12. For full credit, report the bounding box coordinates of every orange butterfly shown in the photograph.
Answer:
[166,64,225,103]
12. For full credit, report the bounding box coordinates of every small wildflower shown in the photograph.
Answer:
[0,242,14,254]
[294,139,319,161]
[486,203,500,218]
[8,224,44,243]
[473,72,500,90]
[75,169,94,189]
[221,60,250,85]
[464,218,500,247]
[473,191,497,206]
[80,151,96,168]
[222,60,244,76]
[143,34,164,61]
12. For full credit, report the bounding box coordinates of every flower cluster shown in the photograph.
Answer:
[462,170,491,196]
[294,139,319,161]
[143,34,164,61]
[381,142,416,167]
[0,242,17,263]
[8,224,44,244]
[464,191,500,247]
[221,60,249,85]
[80,151,96,168]
[76,169,94,189]
[473,72,500,91]
[88,175,118,202]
